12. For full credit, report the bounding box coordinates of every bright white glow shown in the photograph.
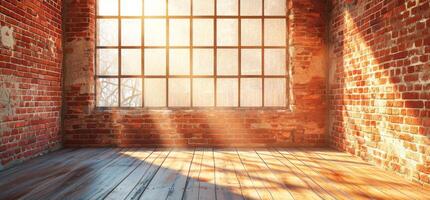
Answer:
[145,78,166,107]
[217,78,238,107]
[169,48,190,75]
[241,49,262,75]
[264,48,286,75]
[121,49,141,75]
[264,0,286,16]
[193,0,214,16]
[217,0,238,15]
[97,19,118,46]
[144,19,166,46]
[193,48,214,75]
[217,49,238,75]
[241,0,262,16]
[264,19,286,46]
[241,78,262,107]
[169,78,191,107]
[144,48,166,75]
[193,19,214,46]
[217,19,238,46]
[169,19,190,46]
[121,0,142,16]
[121,19,141,46]
[169,0,191,15]
[193,78,215,106]
[144,0,166,15]
[241,19,262,46]
[98,0,118,16]
[264,78,286,106]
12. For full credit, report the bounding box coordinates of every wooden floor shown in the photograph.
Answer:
[0,148,429,200]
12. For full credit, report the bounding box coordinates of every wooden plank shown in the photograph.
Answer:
[295,148,392,199]
[87,148,155,199]
[313,148,430,198]
[197,148,216,200]
[255,149,323,200]
[182,148,204,200]
[0,148,112,200]
[34,148,126,199]
[226,149,261,200]
[237,148,295,200]
[139,148,194,200]
[104,148,165,200]
[213,149,244,200]
[0,148,77,179]
[123,148,172,200]
[51,148,143,200]
[277,148,353,200]
[267,149,336,200]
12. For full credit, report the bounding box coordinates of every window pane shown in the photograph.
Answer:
[264,19,286,46]
[144,48,166,75]
[97,19,118,46]
[170,48,190,75]
[122,49,141,75]
[217,19,238,46]
[264,0,286,16]
[169,78,191,107]
[193,48,214,75]
[144,78,166,107]
[241,19,261,46]
[97,49,118,75]
[217,49,238,75]
[170,19,190,46]
[98,0,118,16]
[121,19,141,46]
[217,78,238,107]
[144,0,166,15]
[121,0,142,16]
[241,49,262,75]
[265,78,286,106]
[217,0,238,16]
[264,48,286,75]
[193,19,214,46]
[240,78,262,107]
[193,78,214,107]
[97,78,118,107]
[240,0,262,16]
[144,19,166,46]
[169,0,191,16]
[121,78,142,107]
[193,0,214,16]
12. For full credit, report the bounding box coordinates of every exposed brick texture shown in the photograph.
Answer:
[0,0,63,169]
[62,0,328,148]
[329,0,430,186]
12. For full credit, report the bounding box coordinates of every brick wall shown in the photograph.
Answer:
[329,0,430,185]
[63,0,328,148]
[0,0,63,169]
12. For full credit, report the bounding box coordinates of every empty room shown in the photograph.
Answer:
[1,0,430,199]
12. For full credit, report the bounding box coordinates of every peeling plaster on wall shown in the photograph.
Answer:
[0,26,15,49]
[64,39,94,95]
[294,48,327,84]
[0,75,19,117]
[47,37,56,55]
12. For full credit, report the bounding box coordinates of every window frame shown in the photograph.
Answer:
[95,0,290,109]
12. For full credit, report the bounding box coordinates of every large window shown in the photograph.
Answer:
[96,0,288,108]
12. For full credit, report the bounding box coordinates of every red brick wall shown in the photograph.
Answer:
[63,0,328,148]
[0,0,63,169]
[329,0,430,185]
